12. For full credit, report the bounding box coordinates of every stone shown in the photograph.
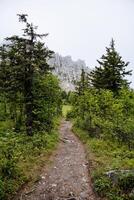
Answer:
[48,53,90,92]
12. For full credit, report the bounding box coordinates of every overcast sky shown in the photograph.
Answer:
[1,0,134,86]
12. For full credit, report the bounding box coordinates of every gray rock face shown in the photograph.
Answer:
[49,53,90,91]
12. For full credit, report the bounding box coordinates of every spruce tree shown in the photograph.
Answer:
[89,39,132,94]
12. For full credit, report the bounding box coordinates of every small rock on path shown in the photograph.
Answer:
[15,120,96,200]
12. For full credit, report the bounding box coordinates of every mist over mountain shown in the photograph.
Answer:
[49,53,90,91]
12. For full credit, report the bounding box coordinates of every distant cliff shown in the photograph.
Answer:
[49,53,90,91]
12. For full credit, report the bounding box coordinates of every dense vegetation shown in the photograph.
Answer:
[68,40,134,200]
[0,15,62,199]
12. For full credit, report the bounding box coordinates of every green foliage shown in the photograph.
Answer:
[73,126,134,170]
[71,87,134,148]
[0,14,62,135]
[0,126,59,199]
[71,72,134,199]
[94,174,121,200]
[118,172,134,193]
[33,73,62,132]
[93,172,134,200]
[66,110,75,120]
[94,175,112,197]
[62,105,72,118]
[0,14,62,199]
[89,39,132,94]
[73,126,134,200]
[61,91,68,104]
[0,179,5,200]
[75,69,89,95]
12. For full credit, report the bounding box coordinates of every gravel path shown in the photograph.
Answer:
[15,120,96,200]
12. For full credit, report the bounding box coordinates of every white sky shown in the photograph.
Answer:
[0,0,134,86]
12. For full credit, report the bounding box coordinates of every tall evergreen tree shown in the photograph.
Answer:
[0,14,54,135]
[75,69,88,95]
[89,39,132,94]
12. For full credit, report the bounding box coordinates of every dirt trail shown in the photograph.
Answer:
[15,120,96,200]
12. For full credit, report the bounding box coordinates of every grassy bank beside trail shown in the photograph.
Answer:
[0,118,60,200]
[62,105,72,118]
[73,126,134,200]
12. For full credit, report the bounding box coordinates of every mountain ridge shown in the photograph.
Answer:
[49,53,90,91]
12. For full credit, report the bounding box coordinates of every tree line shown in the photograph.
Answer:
[68,39,134,149]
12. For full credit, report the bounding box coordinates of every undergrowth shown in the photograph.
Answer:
[0,118,60,200]
[73,126,134,200]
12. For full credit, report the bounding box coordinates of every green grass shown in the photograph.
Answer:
[72,126,134,200]
[0,120,13,132]
[62,105,72,118]
[73,126,134,172]
[0,117,61,199]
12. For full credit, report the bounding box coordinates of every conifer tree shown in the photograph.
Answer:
[89,39,132,94]
[75,69,88,95]
[0,14,54,135]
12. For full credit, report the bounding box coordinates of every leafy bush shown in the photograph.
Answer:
[0,179,5,200]
[0,127,59,199]
[94,172,134,200]
[118,172,134,193]
[94,175,112,197]
[72,88,134,148]
[66,110,75,120]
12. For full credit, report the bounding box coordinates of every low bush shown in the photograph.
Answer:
[0,126,59,199]
[73,126,134,200]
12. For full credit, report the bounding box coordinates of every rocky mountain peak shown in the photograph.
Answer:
[49,53,90,91]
